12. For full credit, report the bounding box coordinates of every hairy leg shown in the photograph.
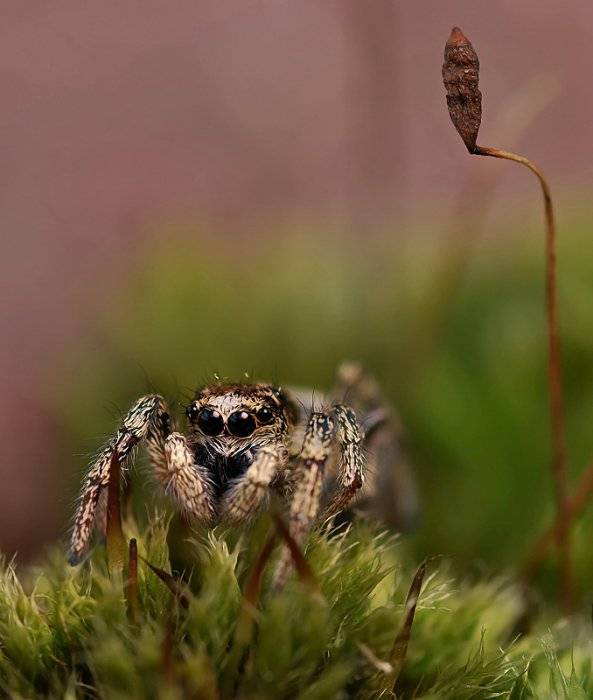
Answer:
[221,445,288,522]
[94,488,109,541]
[69,395,163,564]
[330,361,418,530]
[160,433,215,520]
[273,412,334,587]
[322,404,364,519]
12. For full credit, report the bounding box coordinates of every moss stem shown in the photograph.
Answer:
[475,145,571,610]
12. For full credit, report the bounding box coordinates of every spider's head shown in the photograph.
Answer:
[186,382,297,457]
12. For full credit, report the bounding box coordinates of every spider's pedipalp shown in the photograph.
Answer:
[68,394,164,565]
[161,432,215,520]
[221,444,287,522]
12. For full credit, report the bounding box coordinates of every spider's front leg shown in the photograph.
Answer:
[68,394,214,564]
[273,411,334,587]
[221,445,288,522]
[69,395,162,564]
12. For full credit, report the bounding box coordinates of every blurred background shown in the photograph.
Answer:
[3,2,593,595]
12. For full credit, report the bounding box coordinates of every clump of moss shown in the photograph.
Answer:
[0,514,591,698]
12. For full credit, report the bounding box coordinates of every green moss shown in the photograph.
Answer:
[1,517,591,698]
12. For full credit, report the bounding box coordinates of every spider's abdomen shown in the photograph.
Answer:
[194,444,255,498]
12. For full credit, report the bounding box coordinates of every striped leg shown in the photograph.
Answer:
[69,394,163,564]
[330,361,418,531]
[322,404,364,519]
[273,412,334,587]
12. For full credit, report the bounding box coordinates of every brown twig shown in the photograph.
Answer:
[443,26,571,611]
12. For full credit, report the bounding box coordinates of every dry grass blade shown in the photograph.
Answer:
[106,453,126,575]
[380,561,427,695]
[272,513,324,599]
[139,554,192,609]
[126,538,139,623]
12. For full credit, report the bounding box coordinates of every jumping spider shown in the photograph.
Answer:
[69,363,410,583]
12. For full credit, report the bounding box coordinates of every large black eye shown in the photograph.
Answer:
[256,406,274,424]
[197,408,224,436]
[227,410,256,437]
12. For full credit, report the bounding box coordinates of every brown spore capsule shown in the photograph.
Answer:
[442,26,482,153]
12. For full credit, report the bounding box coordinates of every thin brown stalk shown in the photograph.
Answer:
[126,538,139,623]
[272,513,324,600]
[235,534,277,647]
[243,535,278,610]
[106,453,126,576]
[474,145,571,610]
[160,605,177,683]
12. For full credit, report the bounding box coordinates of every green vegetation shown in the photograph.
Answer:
[1,514,592,698]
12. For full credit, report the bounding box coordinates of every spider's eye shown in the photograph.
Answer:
[197,408,224,436]
[227,410,256,437]
[256,407,274,424]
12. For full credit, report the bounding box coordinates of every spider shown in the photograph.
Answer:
[69,363,414,584]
